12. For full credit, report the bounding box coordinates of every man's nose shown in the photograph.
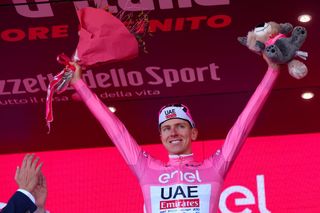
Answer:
[170,127,178,135]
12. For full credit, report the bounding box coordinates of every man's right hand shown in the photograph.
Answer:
[15,154,43,193]
[69,62,82,85]
[262,53,280,70]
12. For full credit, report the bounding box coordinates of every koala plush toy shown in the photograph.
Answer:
[238,21,308,79]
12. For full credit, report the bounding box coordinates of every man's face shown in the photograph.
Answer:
[160,118,198,155]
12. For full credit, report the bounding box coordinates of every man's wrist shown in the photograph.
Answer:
[17,188,35,203]
[35,206,46,213]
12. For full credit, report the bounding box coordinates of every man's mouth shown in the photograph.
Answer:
[169,139,181,144]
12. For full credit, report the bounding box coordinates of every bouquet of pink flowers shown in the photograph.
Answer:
[46,7,140,132]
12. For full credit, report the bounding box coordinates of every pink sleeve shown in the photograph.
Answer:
[219,66,280,174]
[72,80,142,165]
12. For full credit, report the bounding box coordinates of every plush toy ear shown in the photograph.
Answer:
[237,36,248,46]
[279,23,293,35]
[255,41,265,51]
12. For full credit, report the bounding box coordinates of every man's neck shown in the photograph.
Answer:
[169,153,194,158]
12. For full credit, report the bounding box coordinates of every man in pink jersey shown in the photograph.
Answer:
[70,55,279,213]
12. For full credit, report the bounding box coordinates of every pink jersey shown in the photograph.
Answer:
[73,66,279,213]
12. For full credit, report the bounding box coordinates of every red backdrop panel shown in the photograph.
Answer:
[0,133,319,213]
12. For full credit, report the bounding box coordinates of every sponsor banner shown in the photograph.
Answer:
[158,170,202,184]
[150,184,210,212]
[0,0,252,104]
[0,133,319,213]
[0,0,259,154]
[0,62,222,104]
[1,1,319,193]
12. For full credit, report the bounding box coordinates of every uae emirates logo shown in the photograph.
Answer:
[165,109,177,119]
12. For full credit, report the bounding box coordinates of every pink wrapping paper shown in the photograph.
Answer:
[46,7,139,132]
[75,7,139,65]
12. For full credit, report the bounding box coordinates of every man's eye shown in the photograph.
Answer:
[162,127,169,132]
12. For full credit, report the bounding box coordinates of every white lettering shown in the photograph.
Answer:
[159,170,202,184]
[184,171,197,182]
[257,175,270,213]
[219,175,271,213]
[159,0,191,9]
[23,78,40,93]
[209,63,221,80]
[36,74,49,91]
[159,173,170,184]
[180,68,196,82]
[82,70,97,88]
[8,79,25,94]
[96,73,112,88]
[119,0,154,11]
[147,63,220,87]
[127,71,144,86]
[0,80,11,95]
[13,0,53,17]
[220,186,255,213]
[12,0,230,18]
[0,62,221,96]
[163,69,180,87]
[145,66,164,85]
[77,0,230,12]
[73,0,119,13]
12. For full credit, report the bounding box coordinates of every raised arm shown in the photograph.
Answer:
[220,56,280,173]
[70,63,142,166]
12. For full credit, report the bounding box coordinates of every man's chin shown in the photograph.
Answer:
[169,149,185,155]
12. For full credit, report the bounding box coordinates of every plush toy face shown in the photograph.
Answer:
[238,22,281,53]
[254,22,272,37]
[238,22,294,53]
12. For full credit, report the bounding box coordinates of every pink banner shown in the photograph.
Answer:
[0,132,319,212]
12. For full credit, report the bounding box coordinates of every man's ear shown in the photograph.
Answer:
[191,128,198,141]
